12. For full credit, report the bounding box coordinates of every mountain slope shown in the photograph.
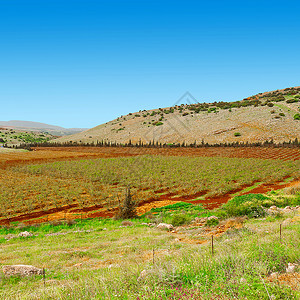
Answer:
[55,87,300,144]
[0,120,88,136]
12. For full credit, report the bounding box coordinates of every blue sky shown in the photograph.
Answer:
[0,0,300,128]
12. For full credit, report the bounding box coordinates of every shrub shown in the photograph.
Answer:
[234,132,241,137]
[115,187,138,219]
[205,218,219,227]
[267,102,274,107]
[286,99,299,103]
[222,194,269,217]
[171,214,190,226]
[294,113,300,120]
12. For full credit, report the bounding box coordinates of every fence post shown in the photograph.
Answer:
[280,224,282,242]
[43,268,46,287]
[153,249,155,265]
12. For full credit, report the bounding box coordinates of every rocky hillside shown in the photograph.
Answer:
[0,120,88,137]
[0,128,54,146]
[55,87,300,145]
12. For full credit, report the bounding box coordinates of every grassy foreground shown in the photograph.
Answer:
[0,188,299,299]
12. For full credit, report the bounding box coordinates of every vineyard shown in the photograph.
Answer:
[0,146,299,225]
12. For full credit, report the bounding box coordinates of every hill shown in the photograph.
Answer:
[0,120,88,136]
[0,128,54,146]
[54,87,300,145]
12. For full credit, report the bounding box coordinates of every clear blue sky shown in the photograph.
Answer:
[1,0,300,128]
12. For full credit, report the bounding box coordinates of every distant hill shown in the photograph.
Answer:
[54,87,300,145]
[0,120,88,136]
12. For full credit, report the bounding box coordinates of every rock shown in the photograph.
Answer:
[282,207,293,213]
[174,238,180,242]
[267,206,280,214]
[194,217,208,223]
[282,218,292,226]
[286,263,296,273]
[207,216,218,221]
[18,231,33,238]
[270,272,278,279]
[5,234,16,240]
[157,223,174,230]
[3,265,43,276]
[240,277,247,283]
[121,221,134,227]
[138,269,153,281]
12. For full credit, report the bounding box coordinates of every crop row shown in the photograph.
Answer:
[0,155,299,222]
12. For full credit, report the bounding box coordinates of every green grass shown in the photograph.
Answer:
[0,207,299,299]
[0,184,299,299]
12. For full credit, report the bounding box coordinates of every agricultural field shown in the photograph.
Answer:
[0,146,299,225]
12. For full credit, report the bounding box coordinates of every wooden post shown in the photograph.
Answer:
[280,224,282,242]
[211,235,214,256]
[43,268,46,287]
[153,249,155,265]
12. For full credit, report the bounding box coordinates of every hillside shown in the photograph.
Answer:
[0,128,54,146]
[0,120,88,136]
[55,87,300,145]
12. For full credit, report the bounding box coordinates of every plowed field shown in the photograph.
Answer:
[0,146,299,225]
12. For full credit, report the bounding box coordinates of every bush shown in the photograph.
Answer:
[222,194,269,217]
[205,218,219,227]
[286,99,299,103]
[115,187,138,219]
[234,132,241,137]
[171,214,190,226]
[294,113,300,120]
